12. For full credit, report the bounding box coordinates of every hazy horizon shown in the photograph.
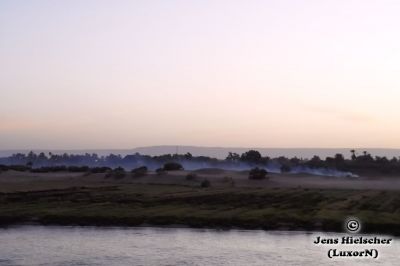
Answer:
[2,1,400,149]
[2,145,400,160]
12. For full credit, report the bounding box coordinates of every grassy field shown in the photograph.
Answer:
[0,171,399,235]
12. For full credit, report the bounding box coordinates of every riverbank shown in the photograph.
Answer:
[0,176,399,235]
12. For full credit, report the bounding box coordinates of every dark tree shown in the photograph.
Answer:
[350,150,357,160]
[131,166,148,177]
[163,162,183,171]
[334,154,345,163]
[240,150,262,163]
[248,167,268,180]
[226,152,240,161]
[280,164,291,173]
[184,153,193,160]
[307,155,324,168]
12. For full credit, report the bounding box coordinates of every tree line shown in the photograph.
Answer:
[1,149,400,175]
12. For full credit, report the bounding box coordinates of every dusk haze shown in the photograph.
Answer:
[2,0,400,149]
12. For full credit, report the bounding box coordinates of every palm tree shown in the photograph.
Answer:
[350,150,356,160]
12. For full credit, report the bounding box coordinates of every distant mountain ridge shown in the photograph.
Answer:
[1,146,400,159]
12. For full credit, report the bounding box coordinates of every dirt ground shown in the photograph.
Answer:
[1,169,400,193]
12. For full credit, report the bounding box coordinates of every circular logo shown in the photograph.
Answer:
[345,217,361,233]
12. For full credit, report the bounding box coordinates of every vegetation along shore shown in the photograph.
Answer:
[0,150,399,235]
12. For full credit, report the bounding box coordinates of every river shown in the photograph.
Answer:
[0,226,398,265]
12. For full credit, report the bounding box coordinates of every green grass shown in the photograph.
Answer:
[0,184,399,235]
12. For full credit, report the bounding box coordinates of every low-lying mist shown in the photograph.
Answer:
[0,150,362,178]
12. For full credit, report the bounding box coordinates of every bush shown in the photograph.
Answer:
[105,167,126,179]
[31,167,50,173]
[131,166,148,177]
[185,173,198,180]
[249,167,268,180]
[53,166,68,172]
[280,164,292,173]
[163,162,183,171]
[200,179,211,188]
[67,166,90,172]
[156,168,167,175]
[31,166,68,173]
[90,167,112,173]
[7,165,30,172]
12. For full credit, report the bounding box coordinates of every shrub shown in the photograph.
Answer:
[280,164,292,173]
[131,166,148,177]
[163,162,183,171]
[30,166,68,173]
[249,167,268,180]
[200,179,211,188]
[105,167,126,179]
[90,167,112,173]
[7,165,30,172]
[67,166,89,172]
[30,167,50,173]
[156,168,167,175]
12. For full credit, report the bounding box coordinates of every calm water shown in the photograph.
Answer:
[0,226,398,266]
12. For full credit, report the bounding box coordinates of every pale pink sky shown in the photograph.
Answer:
[1,0,400,149]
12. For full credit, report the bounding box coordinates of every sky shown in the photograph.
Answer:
[1,0,400,149]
